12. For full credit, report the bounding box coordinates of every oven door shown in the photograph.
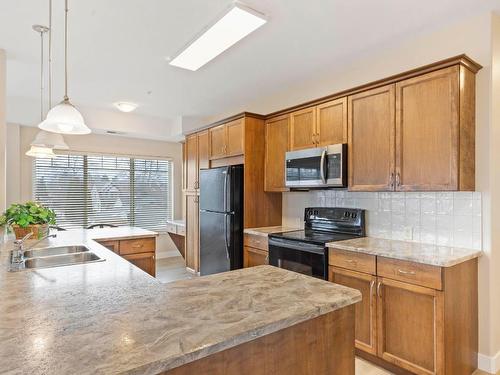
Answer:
[268,237,327,280]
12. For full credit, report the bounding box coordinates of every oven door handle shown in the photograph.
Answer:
[268,238,325,255]
[320,148,327,184]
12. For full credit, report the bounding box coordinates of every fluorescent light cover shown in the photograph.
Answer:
[114,102,138,113]
[169,4,266,71]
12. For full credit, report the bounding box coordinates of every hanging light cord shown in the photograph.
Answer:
[64,0,69,101]
[39,29,45,121]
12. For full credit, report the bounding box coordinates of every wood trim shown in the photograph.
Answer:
[210,155,244,168]
[183,112,266,136]
[356,350,414,375]
[459,65,476,191]
[267,54,481,118]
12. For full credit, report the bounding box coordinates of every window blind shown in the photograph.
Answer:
[33,154,172,231]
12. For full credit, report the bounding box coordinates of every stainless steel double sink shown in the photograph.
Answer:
[21,245,104,270]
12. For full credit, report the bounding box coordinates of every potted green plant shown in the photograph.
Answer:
[0,201,56,239]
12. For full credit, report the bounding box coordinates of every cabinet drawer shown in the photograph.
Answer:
[329,248,376,275]
[119,237,156,255]
[377,257,442,290]
[244,234,268,251]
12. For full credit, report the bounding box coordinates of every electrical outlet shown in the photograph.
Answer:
[404,226,413,240]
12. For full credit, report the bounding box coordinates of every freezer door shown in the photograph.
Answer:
[199,167,229,213]
[200,211,231,275]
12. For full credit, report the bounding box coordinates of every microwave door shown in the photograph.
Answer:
[285,147,324,188]
[325,144,347,186]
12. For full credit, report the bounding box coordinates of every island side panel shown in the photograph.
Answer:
[163,306,355,375]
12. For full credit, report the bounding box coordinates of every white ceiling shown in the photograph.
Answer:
[1,0,500,140]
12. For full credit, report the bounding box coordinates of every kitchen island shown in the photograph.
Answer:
[0,228,361,375]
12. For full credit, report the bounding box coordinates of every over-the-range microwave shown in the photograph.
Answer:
[285,144,347,189]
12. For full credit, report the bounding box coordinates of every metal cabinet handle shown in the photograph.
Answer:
[389,172,394,188]
[132,243,143,248]
[397,269,416,276]
[377,281,382,298]
[345,259,358,266]
[396,172,401,187]
[370,280,375,303]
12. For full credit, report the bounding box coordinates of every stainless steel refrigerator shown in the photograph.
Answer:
[199,165,243,276]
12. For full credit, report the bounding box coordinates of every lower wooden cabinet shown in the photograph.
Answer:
[329,267,377,355]
[377,277,443,375]
[243,246,268,267]
[96,236,157,277]
[122,252,156,277]
[329,249,478,375]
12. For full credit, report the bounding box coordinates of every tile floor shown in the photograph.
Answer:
[155,257,494,375]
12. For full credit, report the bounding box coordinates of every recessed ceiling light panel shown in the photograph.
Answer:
[114,102,138,113]
[169,3,266,71]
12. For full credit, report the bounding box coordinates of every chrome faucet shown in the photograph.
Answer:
[10,232,57,269]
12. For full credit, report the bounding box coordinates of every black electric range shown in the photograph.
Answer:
[268,207,365,280]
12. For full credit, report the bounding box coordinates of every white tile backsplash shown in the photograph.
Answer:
[282,190,482,250]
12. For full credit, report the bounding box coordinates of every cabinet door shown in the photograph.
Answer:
[265,115,289,192]
[243,246,268,267]
[348,84,395,191]
[185,134,199,191]
[329,266,377,355]
[316,97,347,146]
[290,107,316,150]
[226,120,244,156]
[396,66,459,191]
[198,130,209,170]
[377,277,444,375]
[122,252,156,277]
[185,194,199,272]
[209,124,227,159]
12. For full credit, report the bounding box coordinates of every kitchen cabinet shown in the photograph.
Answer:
[377,277,443,374]
[316,97,348,146]
[209,119,244,159]
[123,252,156,277]
[329,267,377,355]
[264,114,289,192]
[348,65,476,192]
[243,246,268,267]
[395,66,465,191]
[96,236,156,276]
[198,130,209,170]
[348,84,396,191]
[289,98,347,151]
[329,249,478,375]
[290,107,316,150]
[185,194,199,272]
[185,134,199,191]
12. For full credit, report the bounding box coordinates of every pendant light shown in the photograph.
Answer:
[39,0,90,135]
[26,24,57,159]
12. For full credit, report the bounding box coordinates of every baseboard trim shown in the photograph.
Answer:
[478,350,500,374]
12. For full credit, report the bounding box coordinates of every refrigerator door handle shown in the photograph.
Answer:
[224,214,230,260]
[223,170,228,213]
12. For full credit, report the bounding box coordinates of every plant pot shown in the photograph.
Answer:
[11,224,49,240]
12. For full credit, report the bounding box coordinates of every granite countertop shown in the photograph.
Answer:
[244,226,299,237]
[167,219,185,228]
[327,237,482,267]
[0,230,360,375]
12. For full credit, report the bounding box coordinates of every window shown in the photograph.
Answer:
[33,154,172,231]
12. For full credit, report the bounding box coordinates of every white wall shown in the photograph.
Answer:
[8,124,184,258]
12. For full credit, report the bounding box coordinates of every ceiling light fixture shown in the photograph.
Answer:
[39,0,91,135]
[169,3,266,71]
[30,131,69,150]
[114,102,138,113]
[26,146,57,158]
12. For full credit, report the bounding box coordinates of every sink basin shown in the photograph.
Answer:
[24,245,90,259]
[24,252,104,270]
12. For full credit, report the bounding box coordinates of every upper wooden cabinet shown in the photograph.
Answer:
[348,65,476,191]
[348,84,395,191]
[265,114,289,192]
[209,119,244,159]
[289,98,347,151]
[185,134,199,191]
[395,66,472,191]
[316,97,348,146]
[198,130,209,170]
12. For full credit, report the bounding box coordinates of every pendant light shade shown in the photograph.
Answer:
[26,145,57,158]
[31,130,69,150]
[39,99,90,135]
